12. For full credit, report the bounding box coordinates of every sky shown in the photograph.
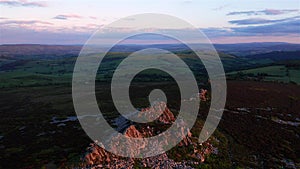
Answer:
[0,0,299,44]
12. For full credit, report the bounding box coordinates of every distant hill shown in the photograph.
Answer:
[244,51,300,61]
[214,42,300,56]
[1,43,299,59]
[0,44,82,58]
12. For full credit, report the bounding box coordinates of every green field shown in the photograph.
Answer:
[228,65,300,84]
[0,59,74,87]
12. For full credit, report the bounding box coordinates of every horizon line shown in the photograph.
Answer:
[1,41,300,46]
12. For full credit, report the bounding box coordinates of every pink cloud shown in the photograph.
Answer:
[53,14,83,20]
[0,20,53,25]
[0,0,47,7]
[210,35,300,44]
[227,9,299,16]
[89,16,98,20]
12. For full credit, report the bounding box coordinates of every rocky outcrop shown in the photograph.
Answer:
[178,126,193,147]
[83,142,113,166]
[199,89,208,101]
[81,99,215,168]
[138,102,175,124]
[83,143,196,169]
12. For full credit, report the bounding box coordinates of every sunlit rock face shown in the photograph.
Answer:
[124,125,143,138]
[138,102,175,124]
[81,99,215,169]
